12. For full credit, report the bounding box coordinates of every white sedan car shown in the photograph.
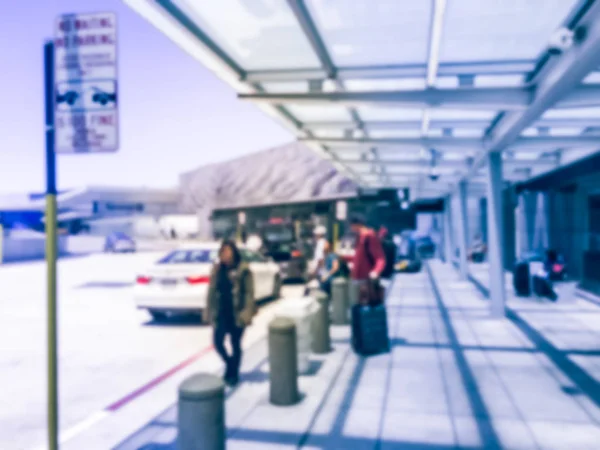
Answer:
[134,243,282,322]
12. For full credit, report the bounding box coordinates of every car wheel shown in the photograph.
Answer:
[272,275,282,299]
[149,310,168,322]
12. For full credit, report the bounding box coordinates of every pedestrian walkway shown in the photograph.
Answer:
[114,263,600,449]
[431,260,600,449]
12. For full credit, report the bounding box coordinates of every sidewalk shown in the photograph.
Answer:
[429,260,600,449]
[114,264,600,449]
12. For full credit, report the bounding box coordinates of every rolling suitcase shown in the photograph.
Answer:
[351,303,390,356]
[513,261,531,296]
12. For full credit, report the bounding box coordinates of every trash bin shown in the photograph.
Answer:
[275,297,317,374]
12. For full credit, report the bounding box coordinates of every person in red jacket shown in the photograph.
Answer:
[349,215,386,304]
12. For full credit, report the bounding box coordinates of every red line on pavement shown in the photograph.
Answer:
[105,345,214,412]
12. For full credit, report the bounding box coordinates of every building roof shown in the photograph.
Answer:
[125,0,600,199]
[0,186,179,212]
[179,141,357,212]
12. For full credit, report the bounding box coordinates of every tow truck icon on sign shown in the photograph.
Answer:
[56,90,79,106]
[91,87,117,106]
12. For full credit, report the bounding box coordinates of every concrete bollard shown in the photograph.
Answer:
[331,278,349,325]
[311,289,331,354]
[349,279,361,306]
[178,373,225,450]
[269,317,299,406]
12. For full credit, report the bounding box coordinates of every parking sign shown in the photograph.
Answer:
[54,12,118,153]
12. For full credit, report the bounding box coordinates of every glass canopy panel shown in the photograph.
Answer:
[345,78,426,92]
[475,74,526,87]
[436,77,459,89]
[312,129,347,139]
[380,154,424,163]
[173,0,322,70]
[441,152,473,161]
[369,129,421,139]
[542,107,600,119]
[305,0,432,66]
[262,82,308,93]
[521,128,538,137]
[512,153,543,161]
[439,0,580,63]
[451,128,485,138]
[549,127,585,136]
[583,72,600,84]
[379,148,424,160]
[386,165,427,175]
[428,109,497,120]
[358,106,424,121]
[330,148,368,159]
[286,104,352,121]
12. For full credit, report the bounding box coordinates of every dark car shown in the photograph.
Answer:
[260,223,307,281]
[56,91,79,106]
[92,91,117,106]
[104,231,136,253]
[415,235,436,259]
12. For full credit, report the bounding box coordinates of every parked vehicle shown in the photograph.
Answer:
[259,222,307,281]
[134,243,281,322]
[56,90,79,106]
[394,235,422,273]
[104,231,136,253]
[415,235,436,259]
[92,90,117,106]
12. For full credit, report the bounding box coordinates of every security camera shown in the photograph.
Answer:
[548,27,574,55]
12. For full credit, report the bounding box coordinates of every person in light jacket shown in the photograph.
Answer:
[206,240,256,386]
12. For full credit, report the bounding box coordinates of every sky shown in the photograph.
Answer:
[0,0,294,194]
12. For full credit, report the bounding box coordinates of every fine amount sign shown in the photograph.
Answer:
[54,12,118,153]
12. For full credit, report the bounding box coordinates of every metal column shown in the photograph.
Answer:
[515,193,524,261]
[486,152,506,317]
[443,196,454,263]
[457,181,469,279]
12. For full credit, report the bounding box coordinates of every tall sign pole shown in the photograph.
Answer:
[44,39,59,450]
[44,13,119,449]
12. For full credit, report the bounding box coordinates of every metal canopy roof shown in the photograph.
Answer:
[124,0,600,199]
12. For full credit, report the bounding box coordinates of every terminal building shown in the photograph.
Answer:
[0,186,180,234]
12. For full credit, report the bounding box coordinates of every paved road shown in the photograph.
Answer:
[0,253,303,450]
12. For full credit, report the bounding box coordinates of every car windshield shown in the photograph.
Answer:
[264,227,294,242]
[157,249,218,264]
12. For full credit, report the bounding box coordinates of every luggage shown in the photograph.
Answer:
[513,261,531,296]
[351,303,390,356]
[380,239,397,279]
[358,278,385,306]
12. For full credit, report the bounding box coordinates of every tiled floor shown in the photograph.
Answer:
[114,262,600,449]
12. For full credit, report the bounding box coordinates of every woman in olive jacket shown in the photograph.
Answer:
[206,240,256,386]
